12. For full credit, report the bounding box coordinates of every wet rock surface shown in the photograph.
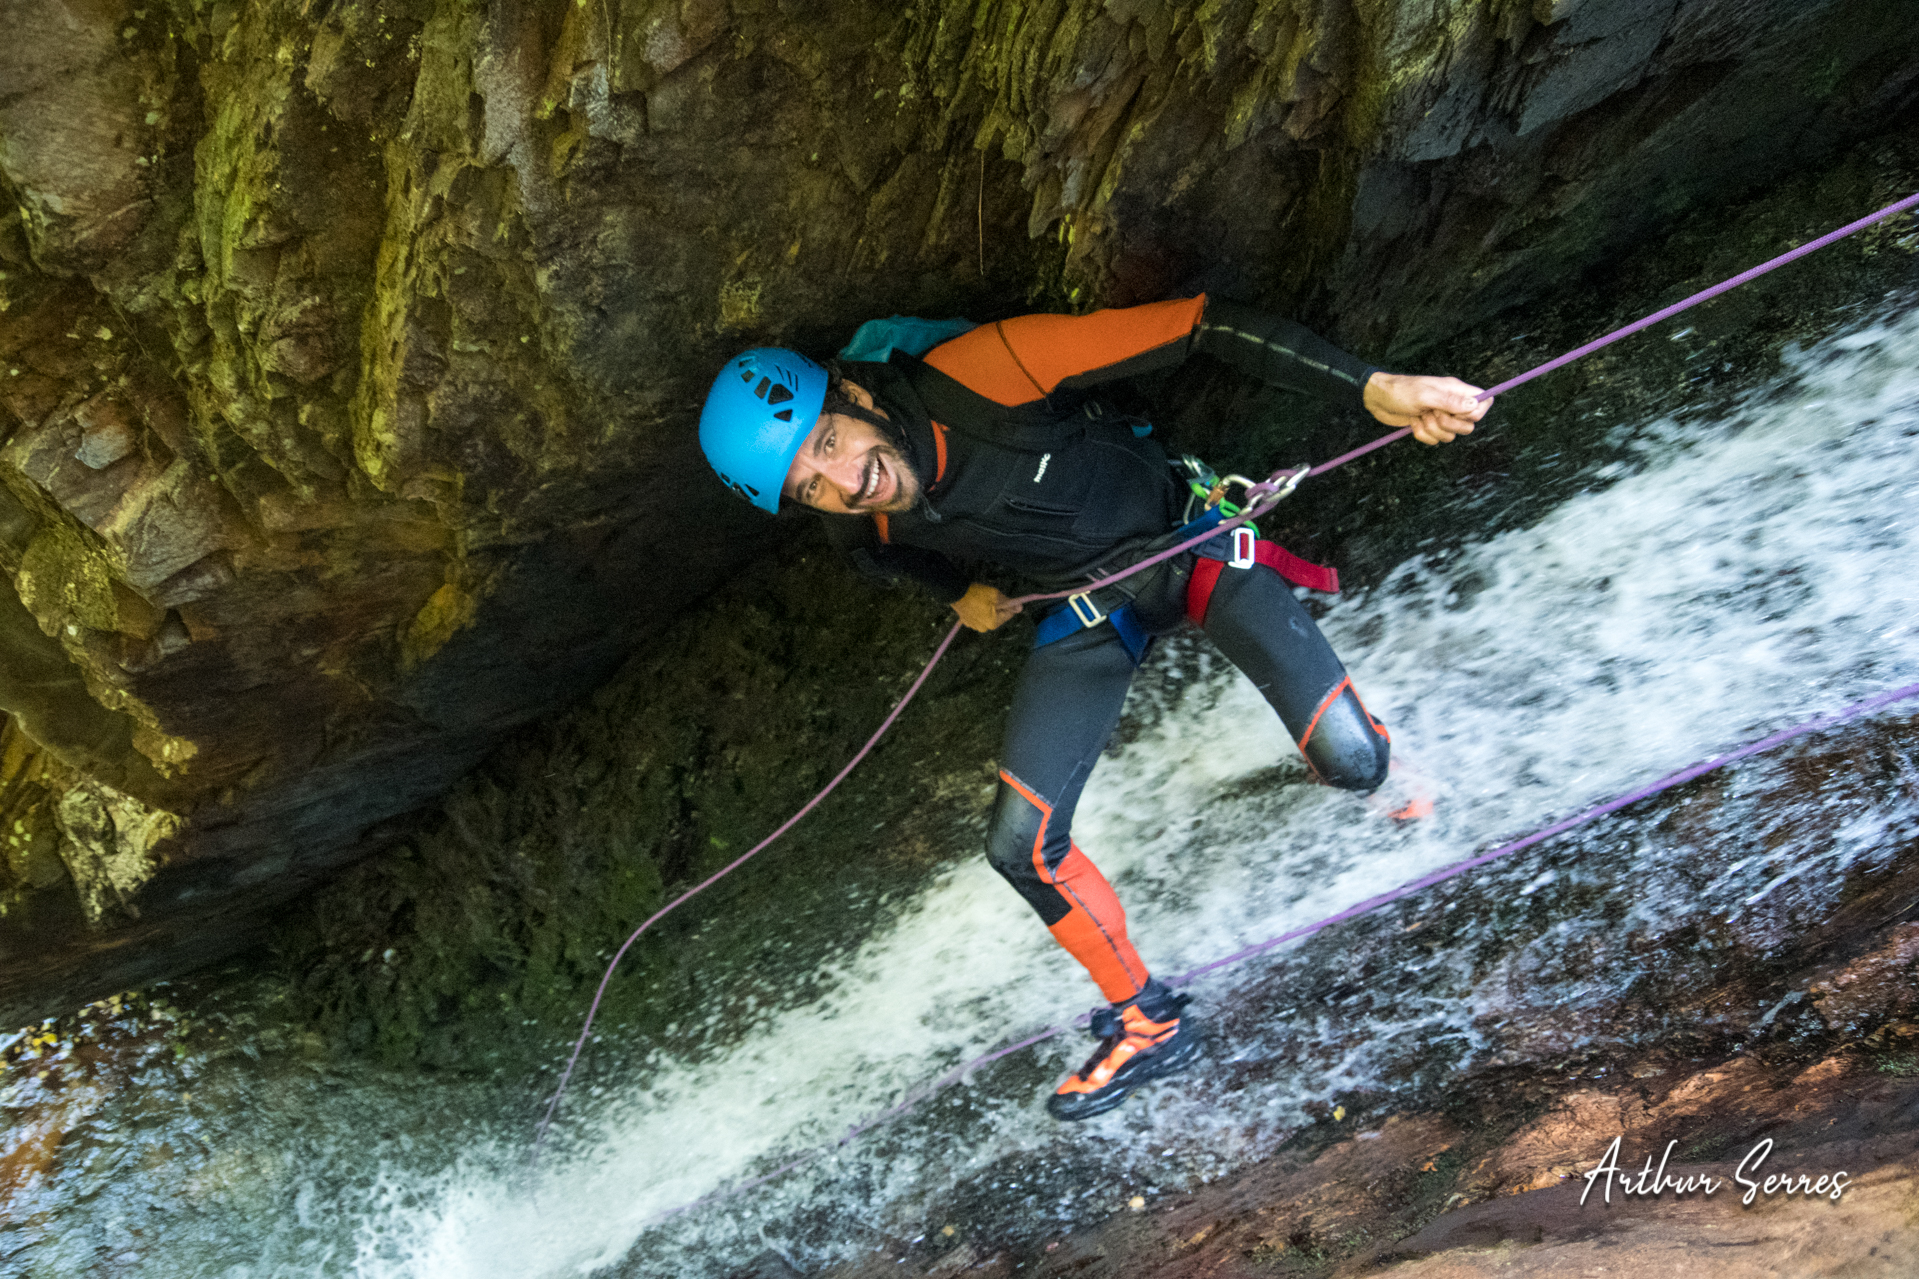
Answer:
[855,1050,1919,1278]
[4,0,1919,1023]
[788,702,1919,1276]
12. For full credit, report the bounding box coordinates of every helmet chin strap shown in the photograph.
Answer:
[823,390,902,442]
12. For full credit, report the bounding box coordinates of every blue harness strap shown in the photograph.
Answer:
[1031,508,1229,666]
[1032,598,1152,663]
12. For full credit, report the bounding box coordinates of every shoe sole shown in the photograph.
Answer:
[1045,1028,1203,1121]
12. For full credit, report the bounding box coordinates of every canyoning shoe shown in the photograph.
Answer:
[1047,988,1200,1121]
[1366,757,1439,823]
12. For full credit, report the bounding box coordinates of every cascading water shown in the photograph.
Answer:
[3,293,1917,1278]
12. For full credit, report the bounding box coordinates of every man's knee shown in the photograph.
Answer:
[984,783,1041,878]
[1299,686,1391,792]
[985,775,1070,923]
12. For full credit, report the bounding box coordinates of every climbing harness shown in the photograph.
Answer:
[532,186,1919,1164]
[1030,459,1329,663]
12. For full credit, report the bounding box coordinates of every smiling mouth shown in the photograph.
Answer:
[855,452,890,507]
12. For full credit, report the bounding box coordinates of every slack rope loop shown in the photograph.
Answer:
[529,620,965,1159]
[530,187,1919,1156]
[577,679,1919,1225]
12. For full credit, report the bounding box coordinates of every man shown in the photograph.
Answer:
[699,295,1487,1119]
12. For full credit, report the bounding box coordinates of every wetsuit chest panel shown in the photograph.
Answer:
[995,437,1091,517]
[898,425,1177,584]
[1062,435,1179,544]
[867,351,1181,586]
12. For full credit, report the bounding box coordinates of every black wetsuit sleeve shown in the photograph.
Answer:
[821,514,971,604]
[1191,297,1377,409]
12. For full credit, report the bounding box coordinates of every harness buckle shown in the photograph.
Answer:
[1067,592,1106,628]
[1228,527,1258,569]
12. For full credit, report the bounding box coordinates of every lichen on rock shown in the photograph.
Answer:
[53,780,179,927]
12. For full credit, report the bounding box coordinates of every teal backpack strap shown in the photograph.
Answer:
[838,316,978,363]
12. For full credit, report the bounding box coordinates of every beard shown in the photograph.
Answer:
[838,400,922,513]
[859,438,922,513]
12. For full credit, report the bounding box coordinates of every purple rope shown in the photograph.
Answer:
[1474,189,1919,401]
[1172,679,1919,984]
[1308,190,1919,476]
[591,679,1919,1227]
[532,187,1918,1155]
[1309,428,1413,477]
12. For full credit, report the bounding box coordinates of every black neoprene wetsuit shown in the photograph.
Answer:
[825,295,1394,1005]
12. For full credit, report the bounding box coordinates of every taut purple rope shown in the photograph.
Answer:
[1474,190,1919,400]
[581,679,1919,1224]
[1305,189,1919,477]
[531,188,1918,1154]
[1171,679,1919,984]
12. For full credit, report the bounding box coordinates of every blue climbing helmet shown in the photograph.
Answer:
[699,347,828,513]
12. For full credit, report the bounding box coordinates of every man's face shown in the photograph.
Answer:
[782,383,921,514]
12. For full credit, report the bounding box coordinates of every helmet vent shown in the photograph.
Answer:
[702,347,826,513]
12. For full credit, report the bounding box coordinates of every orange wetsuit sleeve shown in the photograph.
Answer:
[922,296,1209,407]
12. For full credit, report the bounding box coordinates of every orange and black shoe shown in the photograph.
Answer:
[1047,984,1200,1121]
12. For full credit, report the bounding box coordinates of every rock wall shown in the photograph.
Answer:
[2,0,1916,1024]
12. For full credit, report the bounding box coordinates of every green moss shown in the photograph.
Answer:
[399,580,480,668]
[277,525,1023,1069]
[16,526,121,635]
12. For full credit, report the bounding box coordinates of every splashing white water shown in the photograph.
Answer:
[8,299,1919,1278]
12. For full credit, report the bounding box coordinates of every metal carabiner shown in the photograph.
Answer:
[1201,472,1262,515]
[1253,464,1312,507]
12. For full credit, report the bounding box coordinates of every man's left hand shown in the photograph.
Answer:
[1362,372,1491,445]
[952,582,1023,632]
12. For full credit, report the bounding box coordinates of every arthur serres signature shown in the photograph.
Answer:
[1580,1136,1851,1207]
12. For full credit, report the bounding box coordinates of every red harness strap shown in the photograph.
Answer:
[1185,539,1340,626]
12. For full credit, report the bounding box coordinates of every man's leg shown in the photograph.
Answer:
[1193,558,1391,790]
[986,623,1150,1002]
[986,621,1200,1119]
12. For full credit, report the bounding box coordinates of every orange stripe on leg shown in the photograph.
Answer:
[1000,770,1149,1001]
[1046,845,1148,1003]
[1296,676,1352,757]
[998,768,1056,888]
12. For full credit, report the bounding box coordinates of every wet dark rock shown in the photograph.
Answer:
[808,1051,1919,1278]
[1809,922,1919,1035]
[725,1251,805,1279]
